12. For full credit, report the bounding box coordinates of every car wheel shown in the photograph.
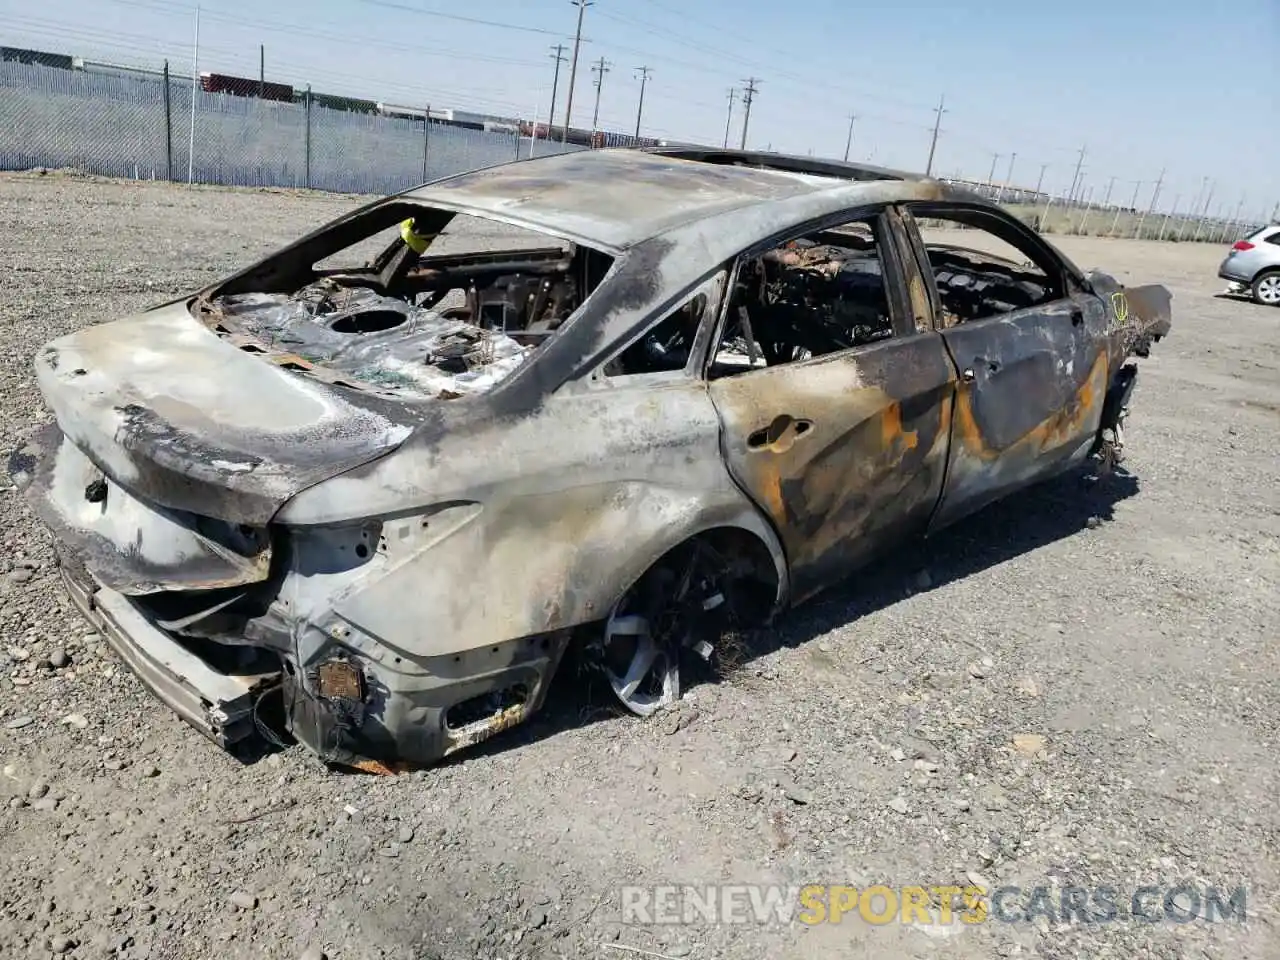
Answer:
[598,540,736,717]
[1251,271,1280,306]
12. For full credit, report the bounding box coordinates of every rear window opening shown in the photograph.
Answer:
[199,202,615,401]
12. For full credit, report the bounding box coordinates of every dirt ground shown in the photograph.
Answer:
[0,172,1276,960]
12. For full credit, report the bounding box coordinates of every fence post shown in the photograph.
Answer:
[513,128,521,161]
[162,60,173,181]
[422,104,430,183]
[304,84,312,189]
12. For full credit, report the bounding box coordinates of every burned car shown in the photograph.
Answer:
[10,148,1171,769]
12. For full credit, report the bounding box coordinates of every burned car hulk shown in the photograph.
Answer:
[10,148,1171,769]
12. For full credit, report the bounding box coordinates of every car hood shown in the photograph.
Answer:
[30,302,423,526]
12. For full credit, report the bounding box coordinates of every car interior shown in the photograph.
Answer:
[705,218,895,379]
[908,207,1063,326]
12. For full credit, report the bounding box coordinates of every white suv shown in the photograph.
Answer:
[1219,224,1280,306]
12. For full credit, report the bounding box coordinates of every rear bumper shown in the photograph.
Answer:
[1218,259,1252,283]
[57,550,278,749]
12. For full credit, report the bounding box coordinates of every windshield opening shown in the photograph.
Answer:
[198,201,615,401]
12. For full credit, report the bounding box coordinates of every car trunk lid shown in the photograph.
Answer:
[29,301,420,528]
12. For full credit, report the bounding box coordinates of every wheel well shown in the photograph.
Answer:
[652,526,782,624]
[697,527,782,596]
[594,526,783,626]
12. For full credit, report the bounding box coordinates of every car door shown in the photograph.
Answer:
[706,206,956,603]
[899,203,1112,532]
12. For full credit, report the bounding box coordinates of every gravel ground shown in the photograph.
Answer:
[0,172,1276,960]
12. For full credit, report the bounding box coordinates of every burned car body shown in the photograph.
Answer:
[11,148,1172,768]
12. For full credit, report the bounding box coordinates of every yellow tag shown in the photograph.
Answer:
[399,218,432,254]
[1111,292,1130,324]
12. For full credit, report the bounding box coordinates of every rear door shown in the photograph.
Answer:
[706,206,956,602]
[900,203,1111,531]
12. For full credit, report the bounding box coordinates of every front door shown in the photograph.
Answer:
[705,209,955,602]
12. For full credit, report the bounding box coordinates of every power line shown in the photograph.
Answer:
[593,5,937,118]
[355,0,570,37]
[0,9,549,71]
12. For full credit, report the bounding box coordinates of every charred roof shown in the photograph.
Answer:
[409,148,918,250]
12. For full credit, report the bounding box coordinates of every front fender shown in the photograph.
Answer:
[322,481,787,659]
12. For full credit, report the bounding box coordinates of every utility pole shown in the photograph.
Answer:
[1227,194,1246,242]
[996,151,1016,202]
[258,44,264,99]
[589,57,611,137]
[1080,185,1097,234]
[561,0,592,143]
[1102,175,1116,208]
[739,77,760,149]
[924,93,945,176]
[187,3,200,184]
[1158,193,1180,241]
[633,65,651,139]
[546,44,567,135]
[1193,180,1216,241]
[1067,144,1086,206]
[843,114,856,162]
[1180,177,1208,240]
[986,152,999,199]
[1110,179,1138,236]
[1134,168,1164,239]
[1035,163,1047,198]
[722,88,736,148]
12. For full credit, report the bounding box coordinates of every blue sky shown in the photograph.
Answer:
[2,0,1277,219]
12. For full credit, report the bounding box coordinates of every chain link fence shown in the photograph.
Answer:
[0,60,583,195]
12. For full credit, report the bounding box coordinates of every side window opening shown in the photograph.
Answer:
[600,274,723,378]
[709,215,894,380]
[908,207,1062,326]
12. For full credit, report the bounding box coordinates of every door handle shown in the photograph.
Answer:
[748,414,813,452]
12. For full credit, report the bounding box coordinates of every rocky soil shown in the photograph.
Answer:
[0,172,1276,959]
